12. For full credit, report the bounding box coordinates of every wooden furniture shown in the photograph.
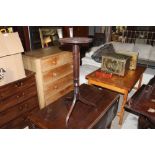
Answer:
[86,65,146,125]
[28,84,120,129]
[59,37,94,124]
[63,26,89,38]
[0,70,39,129]
[22,47,73,109]
[125,75,155,129]
[39,28,58,48]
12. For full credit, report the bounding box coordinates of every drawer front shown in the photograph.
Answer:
[46,84,73,106]
[0,85,38,112]
[44,73,73,99]
[43,62,73,85]
[0,96,39,127]
[41,52,72,72]
[1,107,39,129]
[1,115,27,129]
[0,75,35,100]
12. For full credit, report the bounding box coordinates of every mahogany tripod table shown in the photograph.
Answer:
[59,37,96,125]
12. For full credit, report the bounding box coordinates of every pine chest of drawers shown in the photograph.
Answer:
[22,47,73,109]
[0,70,39,128]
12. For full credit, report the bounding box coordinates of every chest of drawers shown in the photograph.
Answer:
[0,70,39,128]
[22,47,73,109]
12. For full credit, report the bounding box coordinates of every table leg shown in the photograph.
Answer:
[137,74,143,90]
[119,91,128,125]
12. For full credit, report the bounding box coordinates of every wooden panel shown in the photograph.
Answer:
[1,107,39,129]
[41,52,72,72]
[0,96,38,127]
[45,84,73,106]
[0,85,37,112]
[43,62,73,85]
[0,75,35,100]
[44,73,73,99]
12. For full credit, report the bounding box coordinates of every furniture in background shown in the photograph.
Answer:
[22,47,73,109]
[122,30,155,45]
[0,70,39,128]
[39,28,58,48]
[125,76,155,129]
[86,66,146,125]
[82,41,155,68]
[63,26,89,38]
[28,84,120,129]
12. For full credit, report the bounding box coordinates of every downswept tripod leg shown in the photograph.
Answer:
[66,93,77,125]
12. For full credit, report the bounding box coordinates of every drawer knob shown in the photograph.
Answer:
[16,95,20,98]
[54,85,58,89]
[15,82,23,87]
[19,105,23,110]
[53,72,57,77]
[52,61,56,65]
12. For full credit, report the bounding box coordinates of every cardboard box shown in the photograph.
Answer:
[0,32,24,57]
[0,54,26,86]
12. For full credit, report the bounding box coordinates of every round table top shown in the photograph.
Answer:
[59,37,92,44]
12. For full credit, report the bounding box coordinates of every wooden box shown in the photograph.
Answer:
[0,54,26,86]
[22,47,73,109]
[101,53,130,76]
[116,51,139,70]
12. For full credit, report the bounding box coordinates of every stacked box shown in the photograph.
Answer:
[0,32,25,86]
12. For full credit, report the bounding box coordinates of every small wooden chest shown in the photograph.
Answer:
[101,53,130,76]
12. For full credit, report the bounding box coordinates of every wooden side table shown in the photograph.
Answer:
[86,66,146,125]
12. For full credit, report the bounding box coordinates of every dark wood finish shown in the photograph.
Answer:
[59,37,93,124]
[13,26,31,51]
[125,76,155,129]
[63,26,89,38]
[0,70,39,128]
[28,84,120,129]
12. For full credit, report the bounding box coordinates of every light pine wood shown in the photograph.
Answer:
[86,66,146,125]
[22,47,73,109]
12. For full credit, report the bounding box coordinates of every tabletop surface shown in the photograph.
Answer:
[28,84,119,129]
[86,65,146,92]
[59,37,92,44]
